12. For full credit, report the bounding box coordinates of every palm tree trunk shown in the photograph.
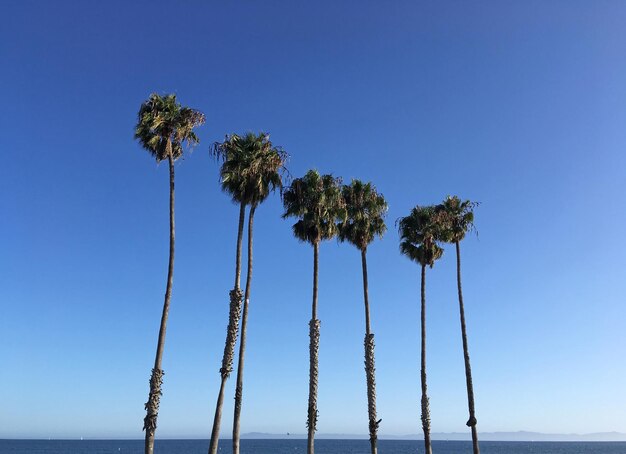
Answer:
[456,241,480,454]
[232,204,256,454]
[208,202,246,454]
[420,263,432,454]
[143,149,176,454]
[361,248,379,454]
[307,241,321,454]
[234,202,246,289]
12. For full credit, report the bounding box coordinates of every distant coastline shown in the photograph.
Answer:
[237,431,626,442]
[3,431,625,442]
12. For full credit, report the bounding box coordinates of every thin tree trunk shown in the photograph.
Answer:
[208,202,246,454]
[307,241,321,454]
[362,249,371,336]
[456,241,480,454]
[420,263,432,454]
[312,241,319,321]
[234,202,246,289]
[361,248,379,454]
[143,149,176,454]
[232,204,256,454]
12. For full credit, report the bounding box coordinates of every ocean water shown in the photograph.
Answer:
[1,440,626,454]
[0,440,626,454]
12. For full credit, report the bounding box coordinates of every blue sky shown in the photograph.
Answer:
[2,0,626,439]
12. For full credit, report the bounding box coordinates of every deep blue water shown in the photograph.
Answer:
[2,440,626,454]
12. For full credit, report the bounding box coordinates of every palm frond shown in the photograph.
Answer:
[282,170,345,245]
[436,195,479,243]
[211,132,288,205]
[397,205,445,267]
[338,179,388,250]
[134,93,205,162]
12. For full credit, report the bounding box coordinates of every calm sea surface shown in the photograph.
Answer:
[2,440,625,454]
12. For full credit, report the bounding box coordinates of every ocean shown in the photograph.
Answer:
[2,440,626,454]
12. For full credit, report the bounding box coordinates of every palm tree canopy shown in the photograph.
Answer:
[397,205,444,268]
[211,132,288,206]
[338,179,388,251]
[282,169,345,245]
[134,93,205,162]
[436,195,478,243]
[399,242,443,268]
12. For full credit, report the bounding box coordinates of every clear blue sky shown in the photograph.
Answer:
[2,0,625,440]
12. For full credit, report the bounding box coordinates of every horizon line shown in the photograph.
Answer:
[3,430,626,442]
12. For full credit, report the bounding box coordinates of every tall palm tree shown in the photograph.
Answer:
[208,133,287,454]
[134,93,205,454]
[207,134,247,454]
[437,196,480,454]
[282,170,345,454]
[230,134,287,454]
[337,180,387,454]
[397,206,444,454]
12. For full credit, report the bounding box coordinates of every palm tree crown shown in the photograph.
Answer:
[282,169,345,245]
[437,196,478,243]
[135,93,205,161]
[211,132,288,206]
[338,180,388,250]
[397,206,444,267]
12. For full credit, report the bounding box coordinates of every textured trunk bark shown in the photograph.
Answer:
[143,148,176,454]
[420,264,432,454]
[208,202,246,454]
[361,249,378,454]
[456,241,480,454]
[307,241,320,454]
[232,204,256,454]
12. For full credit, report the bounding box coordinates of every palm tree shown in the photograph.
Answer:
[437,196,480,454]
[337,180,387,454]
[282,170,345,454]
[397,206,444,454]
[207,134,246,454]
[208,133,287,454]
[230,134,287,454]
[134,93,205,454]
